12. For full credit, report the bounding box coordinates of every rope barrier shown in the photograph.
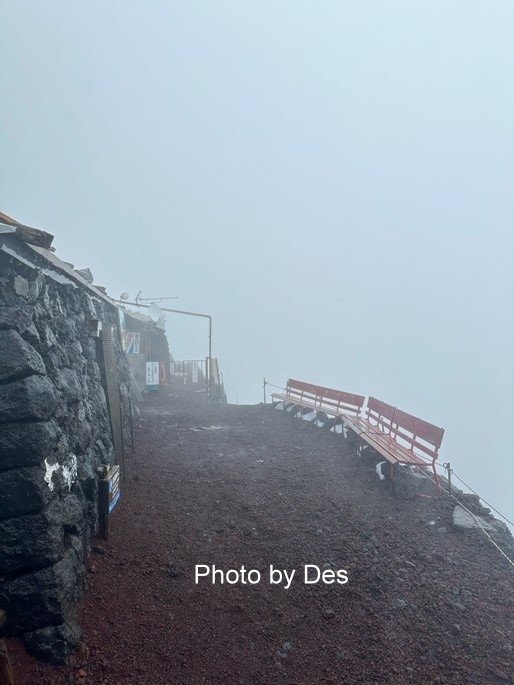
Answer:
[449,471,514,528]
[433,461,514,528]
[420,470,514,569]
[263,380,288,392]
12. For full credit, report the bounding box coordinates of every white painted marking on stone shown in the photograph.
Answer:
[44,454,78,491]
[44,459,60,491]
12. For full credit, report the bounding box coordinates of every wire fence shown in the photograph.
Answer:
[421,469,514,569]
[263,379,288,392]
[449,469,513,528]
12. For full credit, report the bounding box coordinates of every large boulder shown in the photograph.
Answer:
[0,420,62,471]
[23,620,82,665]
[392,466,425,499]
[0,307,40,341]
[299,408,317,422]
[77,447,98,502]
[66,402,94,453]
[60,491,86,536]
[0,464,54,519]
[452,506,513,549]
[360,445,383,467]
[0,550,84,633]
[0,492,86,575]
[12,275,29,297]
[54,368,84,404]
[0,329,46,381]
[327,417,344,433]
[0,375,59,422]
[456,493,491,517]
[452,506,496,533]
[0,499,65,574]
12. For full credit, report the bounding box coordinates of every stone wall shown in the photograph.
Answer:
[0,235,134,663]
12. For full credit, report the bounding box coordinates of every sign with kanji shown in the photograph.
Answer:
[146,361,159,388]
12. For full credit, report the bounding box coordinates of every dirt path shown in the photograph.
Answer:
[12,393,514,684]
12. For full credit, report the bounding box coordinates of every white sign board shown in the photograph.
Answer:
[146,361,160,387]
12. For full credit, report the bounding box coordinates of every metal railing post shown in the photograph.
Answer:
[208,316,212,397]
[444,462,452,494]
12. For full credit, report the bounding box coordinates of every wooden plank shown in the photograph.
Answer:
[367,397,396,421]
[287,379,317,393]
[393,428,439,458]
[393,408,444,449]
[366,397,397,435]
[320,387,365,409]
[318,400,359,416]
[288,379,365,411]
[287,389,309,400]
[273,392,357,419]
[271,392,288,401]
[343,415,369,436]
[360,431,428,466]
[345,417,430,466]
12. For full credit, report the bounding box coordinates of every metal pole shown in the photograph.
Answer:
[114,300,213,394]
[445,462,452,494]
[113,300,211,321]
[263,377,267,405]
[208,315,212,397]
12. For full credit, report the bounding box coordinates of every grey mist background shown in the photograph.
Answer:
[1,2,513,525]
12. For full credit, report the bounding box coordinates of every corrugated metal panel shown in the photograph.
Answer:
[101,324,124,468]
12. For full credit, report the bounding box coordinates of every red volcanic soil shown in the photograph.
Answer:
[9,392,514,684]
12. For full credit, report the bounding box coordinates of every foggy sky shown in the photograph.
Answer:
[1,2,513,524]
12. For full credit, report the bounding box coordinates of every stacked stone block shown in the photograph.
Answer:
[0,249,132,663]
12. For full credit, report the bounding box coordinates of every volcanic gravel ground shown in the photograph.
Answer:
[11,392,514,684]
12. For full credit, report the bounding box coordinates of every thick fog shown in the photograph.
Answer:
[1,2,513,523]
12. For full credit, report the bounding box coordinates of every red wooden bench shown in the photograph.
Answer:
[342,397,444,494]
[271,379,365,421]
[272,380,444,495]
